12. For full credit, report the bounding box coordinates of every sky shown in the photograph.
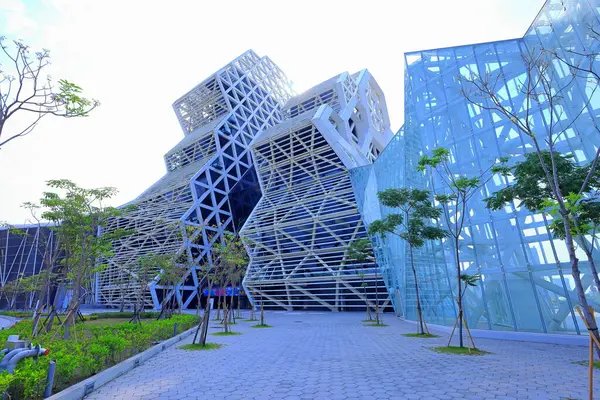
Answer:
[0,0,546,224]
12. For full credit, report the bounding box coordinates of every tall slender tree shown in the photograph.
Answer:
[368,188,446,335]
[193,233,247,345]
[460,46,600,353]
[417,149,507,347]
[347,239,377,322]
[37,179,129,338]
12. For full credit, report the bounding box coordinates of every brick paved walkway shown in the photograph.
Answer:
[85,311,598,400]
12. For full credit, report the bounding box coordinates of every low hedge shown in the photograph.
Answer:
[0,311,38,318]
[86,311,160,320]
[0,313,199,399]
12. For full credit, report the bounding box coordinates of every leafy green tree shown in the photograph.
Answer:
[219,234,248,331]
[21,202,61,336]
[37,179,129,338]
[461,47,600,353]
[347,238,377,322]
[156,256,186,319]
[368,188,446,334]
[0,37,99,149]
[417,148,507,347]
[486,151,600,291]
[131,254,173,323]
[192,233,247,344]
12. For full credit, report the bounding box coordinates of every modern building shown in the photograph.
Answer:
[350,0,600,335]
[97,51,293,309]
[241,70,393,311]
[0,224,68,309]
[97,51,394,312]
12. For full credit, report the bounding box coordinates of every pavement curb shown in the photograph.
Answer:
[400,317,589,346]
[47,325,198,400]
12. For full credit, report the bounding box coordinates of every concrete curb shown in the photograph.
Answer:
[47,325,197,400]
[400,317,589,346]
[0,315,19,329]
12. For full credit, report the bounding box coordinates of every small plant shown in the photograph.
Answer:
[430,346,489,356]
[178,343,224,351]
[250,324,273,328]
[574,360,600,369]
[402,333,439,338]
[364,323,388,327]
[210,331,242,336]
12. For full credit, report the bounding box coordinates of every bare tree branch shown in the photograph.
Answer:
[0,37,99,150]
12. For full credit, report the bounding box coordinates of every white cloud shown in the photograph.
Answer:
[0,0,37,36]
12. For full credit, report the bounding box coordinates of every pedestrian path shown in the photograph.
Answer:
[85,312,598,400]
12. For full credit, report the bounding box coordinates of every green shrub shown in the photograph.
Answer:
[0,314,198,399]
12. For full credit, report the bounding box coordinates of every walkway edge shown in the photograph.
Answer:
[47,325,198,400]
[401,317,589,346]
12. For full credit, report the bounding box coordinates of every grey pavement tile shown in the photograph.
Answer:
[83,312,598,400]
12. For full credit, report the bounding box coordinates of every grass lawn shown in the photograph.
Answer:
[431,346,490,355]
[402,333,439,338]
[211,331,242,336]
[574,360,600,368]
[250,324,273,328]
[178,343,224,351]
[240,319,259,322]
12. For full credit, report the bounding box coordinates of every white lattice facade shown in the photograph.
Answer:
[97,51,292,309]
[241,71,394,311]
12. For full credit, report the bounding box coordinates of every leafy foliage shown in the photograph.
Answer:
[0,314,198,399]
[368,188,446,246]
[460,273,481,288]
[485,150,600,240]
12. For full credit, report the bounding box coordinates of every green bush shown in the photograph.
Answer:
[0,314,198,399]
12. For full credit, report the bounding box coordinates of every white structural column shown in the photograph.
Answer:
[241,70,394,311]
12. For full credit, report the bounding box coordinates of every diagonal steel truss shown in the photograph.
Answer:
[241,70,394,311]
[98,50,293,309]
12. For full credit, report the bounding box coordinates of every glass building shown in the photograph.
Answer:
[351,0,600,334]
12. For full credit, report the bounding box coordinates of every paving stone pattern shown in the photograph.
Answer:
[85,312,598,400]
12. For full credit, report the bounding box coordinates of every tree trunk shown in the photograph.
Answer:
[223,306,229,333]
[455,237,464,348]
[374,264,380,325]
[409,245,425,334]
[364,282,372,321]
[199,306,211,346]
[230,285,235,323]
[563,217,600,358]
[64,277,82,340]
[260,298,265,326]
[215,296,222,320]
[32,283,49,337]
[576,233,600,293]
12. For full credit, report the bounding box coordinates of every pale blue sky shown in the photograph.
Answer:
[0,0,545,223]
